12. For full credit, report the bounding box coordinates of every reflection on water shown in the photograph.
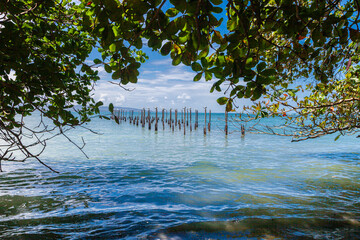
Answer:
[0,115,359,239]
[151,218,360,239]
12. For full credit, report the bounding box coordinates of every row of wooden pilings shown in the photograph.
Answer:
[112,107,231,135]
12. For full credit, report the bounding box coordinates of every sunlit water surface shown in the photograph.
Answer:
[0,113,359,239]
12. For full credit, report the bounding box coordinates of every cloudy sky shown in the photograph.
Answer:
[91,48,252,113]
[87,1,253,113]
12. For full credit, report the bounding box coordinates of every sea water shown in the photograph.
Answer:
[0,112,359,239]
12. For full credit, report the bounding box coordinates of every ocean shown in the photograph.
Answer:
[0,112,359,239]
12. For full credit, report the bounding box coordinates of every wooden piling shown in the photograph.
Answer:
[169,109,172,128]
[183,107,186,135]
[241,124,245,137]
[190,108,192,132]
[208,110,211,132]
[195,110,198,130]
[155,107,158,132]
[141,108,145,127]
[148,108,151,130]
[165,109,168,124]
[225,109,228,135]
[186,108,189,127]
[162,108,165,130]
[181,109,183,124]
[175,109,178,127]
[204,107,207,135]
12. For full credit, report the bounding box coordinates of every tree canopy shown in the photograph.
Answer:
[1,0,359,170]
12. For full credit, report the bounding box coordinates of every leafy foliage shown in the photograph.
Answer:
[1,0,360,171]
[0,0,102,171]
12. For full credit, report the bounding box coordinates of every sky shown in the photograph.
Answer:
[87,1,252,113]
[91,51,239,113]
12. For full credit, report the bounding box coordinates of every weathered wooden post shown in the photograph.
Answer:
[141,108,144,127]
[225,109,228,136]
[181,109,183,124]
[165,109,168,124]
[169,109,172,129]
[141,108,145,128]
[183,107,186,135]
[186,108,189,127]
[195,110,198,130]
[148,108,151,130]
[190,108,192,132]
[162,108,165,130]
[208,110,211,132]
[140,110,142,126]
[155,107,158,132]
[175,109,178,127]
[204,107,207,135]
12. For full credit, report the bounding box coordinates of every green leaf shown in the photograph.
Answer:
[245,57,253,65]
[166,8,179,17]
[112,70,121,79]
[93,58,102,64]
[350,28,360,42]
[104,64,112,73]
[334,134,341,141]
[109,43,116,52]
[109,103,114,113]
[251,87,262,101]
[211,7,222,13]
[160,41,172,56]
[227,19,238,31]
[205,71,212,81]
[191,62,202,71]
[261,68,276,76]
[217,97,227,105]
[134,38,142,49]
[112,26,120,38]
[226,100,233,112]
[172,55,182,66]
[129,73,137,83]
[193,72,202,81]
[201,57,208,68]
[198,46,209,59]
[257,62,266,72]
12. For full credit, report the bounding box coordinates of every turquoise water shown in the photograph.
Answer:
[0,112,359,239]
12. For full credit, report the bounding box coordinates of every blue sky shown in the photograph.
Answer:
[88,0,252,113]
[91,50,246,113]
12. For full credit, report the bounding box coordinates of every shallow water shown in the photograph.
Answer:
[0,113,359,239]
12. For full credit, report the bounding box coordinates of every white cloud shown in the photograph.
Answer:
[177,93,191,100]
[151,59,173,65]
[147,96,158,103]
[91,61,250,112]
